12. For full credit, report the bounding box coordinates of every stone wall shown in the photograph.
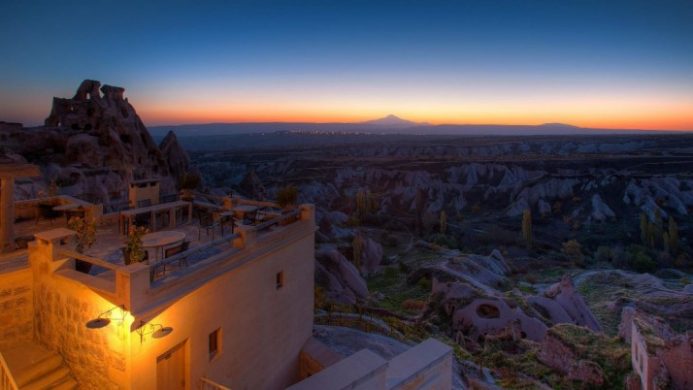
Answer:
[128,221,316,390]
[29,239,130,390]
[0,268,33,351]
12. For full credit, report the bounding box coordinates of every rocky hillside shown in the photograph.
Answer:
[192,133,693,389]
[0,80,189,205]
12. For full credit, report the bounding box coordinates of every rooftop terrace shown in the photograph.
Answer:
[4,191,316,325]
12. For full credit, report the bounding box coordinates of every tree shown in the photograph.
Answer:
[47,180,59,197]
[632,250,656,273]
[355,189,376,223]
[562,240,584,266]
[640,213,648,245]
[179,171,201,190]
[352,234,364,271]
[415,188,427,234]
[653,209,663,247]
[439,211,447,235]
[67,216,96,254]
[276,185,298,209]
[668,216,679,253]
[522,208,532,249]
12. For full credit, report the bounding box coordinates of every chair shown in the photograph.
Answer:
[37,203,61,225]
[197,211,219,240]
[14,235,35,249]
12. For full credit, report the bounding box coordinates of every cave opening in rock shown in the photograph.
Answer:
[476,303,500,318]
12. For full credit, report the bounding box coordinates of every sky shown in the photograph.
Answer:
[1,0,692,130]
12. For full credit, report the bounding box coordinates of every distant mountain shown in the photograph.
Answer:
[361,114,420,128]
[148,117,673,138]
[538,122,578,128]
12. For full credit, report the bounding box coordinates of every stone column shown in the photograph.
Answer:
[0,177,15,252]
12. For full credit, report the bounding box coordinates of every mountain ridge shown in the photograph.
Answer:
[148,116,685,137]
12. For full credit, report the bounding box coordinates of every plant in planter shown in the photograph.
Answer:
[179,171,201,201]
[276,185,298,210]
[67,216,96,273]
[124,225,149,265]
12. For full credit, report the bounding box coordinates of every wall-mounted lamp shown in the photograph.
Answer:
[136,320,173,343]
[85,305,126,329]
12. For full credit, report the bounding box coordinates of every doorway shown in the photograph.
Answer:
[157,341,187,390]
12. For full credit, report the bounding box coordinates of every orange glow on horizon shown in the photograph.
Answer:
[137,104,693,131]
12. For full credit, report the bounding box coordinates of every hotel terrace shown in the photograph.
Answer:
[0,162,452,390]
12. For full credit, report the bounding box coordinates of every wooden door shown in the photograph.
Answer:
[157,341,187,390]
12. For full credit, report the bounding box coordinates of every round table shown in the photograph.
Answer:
[142,231,186,261]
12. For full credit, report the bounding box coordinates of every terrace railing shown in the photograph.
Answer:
[32,203,315,316]
[149,232,239,284]
[200,377,231,390]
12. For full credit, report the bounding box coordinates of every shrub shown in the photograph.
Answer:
[594,246,613,263]
[417,276,432,291]
[125,225,148,265]
[179,171,201,190]
[562,239,584,266]
[67,216,96,254]
[401,299,427,312]
[632,250,656,273]
[276,185,298,209]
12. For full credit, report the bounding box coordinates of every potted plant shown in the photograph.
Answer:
[124,225,148,265]
[179,171,201,201]
[276,185,298,211]
[67,216,96,273]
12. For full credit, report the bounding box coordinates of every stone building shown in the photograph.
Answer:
[622,307,693,390]
[0,182,451,389]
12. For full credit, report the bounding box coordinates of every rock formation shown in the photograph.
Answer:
[159,130,190,181]
[1,80,189,205]
[238,169,266,200]
[357,234,383,276]
[315,246,369,305]
[537,325,609,386]
[531,275,602,332]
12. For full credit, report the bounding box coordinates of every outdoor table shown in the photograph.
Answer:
[141,231,186,261]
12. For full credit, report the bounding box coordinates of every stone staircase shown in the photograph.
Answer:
[0,343,77,390]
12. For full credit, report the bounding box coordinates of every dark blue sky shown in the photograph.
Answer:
[1,0,692,129]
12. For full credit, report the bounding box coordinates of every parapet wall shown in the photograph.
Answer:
[289,338,453,390]
[29,236,131,390]
[0,268,33,351]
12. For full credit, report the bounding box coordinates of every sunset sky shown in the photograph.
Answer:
[1,0,692,130]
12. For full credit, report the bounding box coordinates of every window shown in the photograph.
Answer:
[276,271,284,289]
[209,328,221,360]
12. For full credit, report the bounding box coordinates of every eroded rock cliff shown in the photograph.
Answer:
[2,80,189,205]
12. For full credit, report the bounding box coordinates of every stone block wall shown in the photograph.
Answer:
[0,268,33,351]
[29,238,130,390]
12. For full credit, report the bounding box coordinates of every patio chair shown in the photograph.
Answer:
[36,203,61,225]
[197,211,219,240]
